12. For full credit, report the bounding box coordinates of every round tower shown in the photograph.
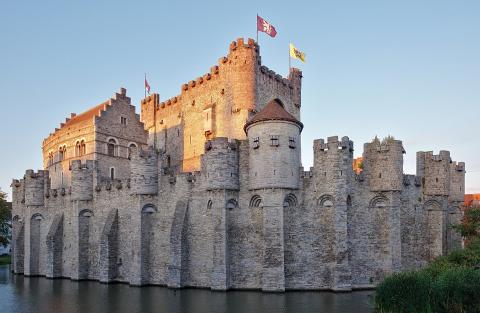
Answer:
[24,170,46,206]
[203,137,239,190]
[71,160,94,201]
[245,99,303,190]
[130,146,158,195]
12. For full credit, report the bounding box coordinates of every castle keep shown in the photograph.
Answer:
[10,38,465,291]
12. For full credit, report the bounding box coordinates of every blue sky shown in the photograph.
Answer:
[1,0,479,199]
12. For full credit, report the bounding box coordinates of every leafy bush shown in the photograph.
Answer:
[432,268,480,313]
[375,227,480,312]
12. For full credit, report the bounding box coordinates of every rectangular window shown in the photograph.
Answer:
[252,137,260,149]
[120,117,127,125]
[270,135,279,147]
[289,137,296,149]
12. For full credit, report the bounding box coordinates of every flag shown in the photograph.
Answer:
[289,43,306,63]
[144,77,151,95]
[257,15,277,38]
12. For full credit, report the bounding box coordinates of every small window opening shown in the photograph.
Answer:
[252,137,260,149]
[120,117,127,125]
[270,135,279,147]
[288,137,296,149]
[110,168,115,180]
[107,139,116,156]
[128,143,137,159]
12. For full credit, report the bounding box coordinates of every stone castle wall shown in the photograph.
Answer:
[10,38,465,292]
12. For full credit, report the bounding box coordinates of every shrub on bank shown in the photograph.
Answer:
[375,214,480,313]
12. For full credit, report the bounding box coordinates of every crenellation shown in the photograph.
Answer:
[11,38,465,292]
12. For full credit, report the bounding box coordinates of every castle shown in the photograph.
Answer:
[10,38,465,292]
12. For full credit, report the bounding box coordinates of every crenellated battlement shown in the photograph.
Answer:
[23,169,47,206]
[362,136,404,192]
[202,137,239,190]
[314,136,354,153]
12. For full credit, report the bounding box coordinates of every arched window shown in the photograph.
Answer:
[128,143,137,159]
[48,151,54,166]
[75,141,81,157]
[58,145,66,161]
[107,138,117,157]
[249,195,262,208]
[283,194,298,208]
[80,140,86,155]
[226,199,238,210]
[110,167,115,180]
[318,194,334,208]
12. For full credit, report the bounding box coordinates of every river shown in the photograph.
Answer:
[0,265,374,313]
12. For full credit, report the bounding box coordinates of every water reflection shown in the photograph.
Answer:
[0,265,374,313]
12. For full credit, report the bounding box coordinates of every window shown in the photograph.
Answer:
[252,137,260,149]
[289,137,296,149]
[75,141,81,156]
[59,145,66,161]
[81,140,86,155]
[128,143,137,159]
[110,167,115,180]
[48,152,54,166]
[270,135,279,147]
[107,139,116,156]
[120,117,127,125]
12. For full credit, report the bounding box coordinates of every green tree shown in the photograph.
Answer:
[0,189,11,247]
[451,206,480,247]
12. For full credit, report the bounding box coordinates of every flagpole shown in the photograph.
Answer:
[144,73,146,98]
[256,14,259,44]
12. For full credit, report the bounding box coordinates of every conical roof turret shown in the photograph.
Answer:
[244,99,303,132]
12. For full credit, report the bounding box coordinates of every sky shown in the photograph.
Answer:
[1,0,479,200]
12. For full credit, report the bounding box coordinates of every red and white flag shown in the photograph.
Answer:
[144,77,151,95]
[257,15,277,38]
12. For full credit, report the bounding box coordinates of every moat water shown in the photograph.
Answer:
[0,265,374,313]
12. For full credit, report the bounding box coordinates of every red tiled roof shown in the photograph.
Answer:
[244,99,303,131]
[63,101,109,128]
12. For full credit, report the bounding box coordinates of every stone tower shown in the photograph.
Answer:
[312,135,354,290]
[245,99,303,291]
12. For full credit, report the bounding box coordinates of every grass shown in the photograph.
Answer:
[0,255,11,265]
[375,238,480,313]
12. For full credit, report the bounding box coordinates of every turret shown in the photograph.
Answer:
[416,150,451,196]
[245,99,303,190]
[130,146,158,195]
[11,179,25,206]
[203,137,239,190]
[24,170,46,206]
[363,137,405,192]
[449,161,465,202]
[313,136,354,190]
[71,160,94,201]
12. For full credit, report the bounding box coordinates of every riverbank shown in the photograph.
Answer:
[0,255,10,265]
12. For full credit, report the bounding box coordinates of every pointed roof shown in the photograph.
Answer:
[244,99,303,132]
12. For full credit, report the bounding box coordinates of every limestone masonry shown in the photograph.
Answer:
[11,38,465,291]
